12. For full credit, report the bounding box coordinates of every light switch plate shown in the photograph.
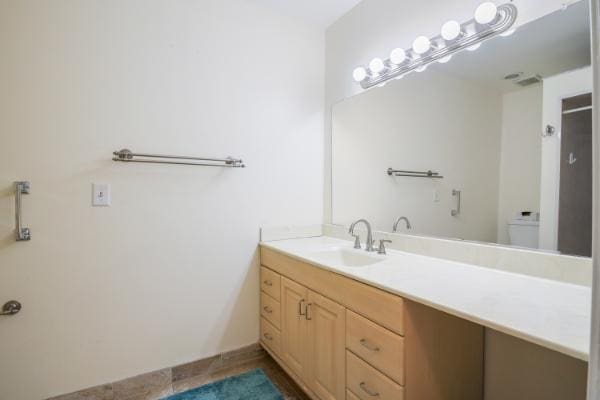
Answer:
[92,183,110,206]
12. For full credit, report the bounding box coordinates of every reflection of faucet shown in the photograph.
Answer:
[393,216,412,232]
[349,219,375,252]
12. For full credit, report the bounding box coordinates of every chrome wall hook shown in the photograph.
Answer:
[1,300,22,316]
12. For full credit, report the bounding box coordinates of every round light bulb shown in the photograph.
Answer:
[353,67,367,82]
[369,57,385,73]
[416,65,427,72]
[390,48,407,65]
[441,20,461,41]
[412,36,431,55]
[474,2,498,24]
[467,43,481,51]
[438,55,452,63]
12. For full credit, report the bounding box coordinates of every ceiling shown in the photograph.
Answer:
[431,0,591,93]
[250,0,363,28]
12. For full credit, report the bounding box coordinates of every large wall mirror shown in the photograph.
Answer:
[331,0,592,257]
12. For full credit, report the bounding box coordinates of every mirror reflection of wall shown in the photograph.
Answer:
[331,0,592,257]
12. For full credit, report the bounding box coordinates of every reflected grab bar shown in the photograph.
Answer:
[451,189,461,217]
[15,181,31,241]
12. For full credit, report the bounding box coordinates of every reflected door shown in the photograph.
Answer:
[558,93,592,257]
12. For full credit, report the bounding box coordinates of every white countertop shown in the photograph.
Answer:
[261,236,591,361]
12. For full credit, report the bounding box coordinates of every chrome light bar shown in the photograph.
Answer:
[354,2,518,89]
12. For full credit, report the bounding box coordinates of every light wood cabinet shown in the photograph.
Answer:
[261,266,281,301]
[260,247,484,400]
[261,291,281,329]
[346,389,361,400]
[281,276,309,379]
[346,310,404,385]
[261,317,281,355]
[279,276,347,400]
[346,350,404,400]
[306,290,346,400]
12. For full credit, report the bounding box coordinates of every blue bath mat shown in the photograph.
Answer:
[163,368,283,400]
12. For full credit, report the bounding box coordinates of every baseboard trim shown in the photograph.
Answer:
[47,343,266,400]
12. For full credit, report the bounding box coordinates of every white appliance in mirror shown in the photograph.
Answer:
[331,0,592,257]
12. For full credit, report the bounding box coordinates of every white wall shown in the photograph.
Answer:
[332,69,502,242]
[0,1,324,399]
[496,85,543,244]
[539,66,593,250]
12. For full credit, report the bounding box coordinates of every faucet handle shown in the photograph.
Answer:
[377,239,392,255]
[351,234,361,249]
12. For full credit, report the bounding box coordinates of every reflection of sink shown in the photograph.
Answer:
[310,248,383,268]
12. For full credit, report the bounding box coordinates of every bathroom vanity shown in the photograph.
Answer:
[258,235,590,400]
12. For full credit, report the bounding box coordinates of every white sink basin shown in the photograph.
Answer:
[310,247,383,268]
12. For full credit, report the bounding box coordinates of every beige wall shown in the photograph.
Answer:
[0,1,324,399]
[496,85,543,244]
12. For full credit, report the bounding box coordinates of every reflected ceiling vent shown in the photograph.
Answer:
[515,74,542,87]
[503,72,522,80]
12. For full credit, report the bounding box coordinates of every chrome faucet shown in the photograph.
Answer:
[349,219,375,252]
[393,216,412,232]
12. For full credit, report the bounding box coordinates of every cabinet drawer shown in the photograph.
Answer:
[346,351,404,400]
[346,389,361,400]
[261,291,281,329]
[346,310,404,385]
[261,266,281,300]
[260,317,281,356]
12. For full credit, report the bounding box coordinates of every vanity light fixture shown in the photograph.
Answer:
[352,2,517,89]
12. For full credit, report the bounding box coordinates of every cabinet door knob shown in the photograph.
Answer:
[359,382,379,397]
[360,338,380,352]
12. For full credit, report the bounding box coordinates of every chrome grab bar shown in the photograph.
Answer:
[451,189,461,217]
[14,181,31,241]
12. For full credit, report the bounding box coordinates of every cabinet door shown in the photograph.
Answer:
[307,290,346,400]
[281,276,309,380]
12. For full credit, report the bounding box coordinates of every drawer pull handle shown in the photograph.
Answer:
[305,303,312,320]
[299,299,306,316]
[263,306,273,314]
[359,382,379,397]
[263,333,273,341]
[360,338,380,352]
[263,280,273,287]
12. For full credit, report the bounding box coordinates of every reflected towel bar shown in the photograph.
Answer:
[112,149,245,168]
[387,168,443,179]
